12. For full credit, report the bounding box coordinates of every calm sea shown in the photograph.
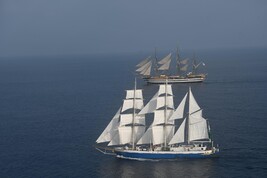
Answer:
[0,49,267,177]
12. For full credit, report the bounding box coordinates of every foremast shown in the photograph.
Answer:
[96,80,145,148]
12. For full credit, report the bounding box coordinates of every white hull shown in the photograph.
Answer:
[146,77,205,84]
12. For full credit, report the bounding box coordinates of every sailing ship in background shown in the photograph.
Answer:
[95,80,219,160]
[136,49,207,84]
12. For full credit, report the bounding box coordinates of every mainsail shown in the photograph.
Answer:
[137,83,175,146]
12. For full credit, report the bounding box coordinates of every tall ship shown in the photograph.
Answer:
[135,49,207,84]
[95,80,219,160]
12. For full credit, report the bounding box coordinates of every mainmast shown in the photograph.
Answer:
[164,79,168,148]
[187,87,191,144]
[131,78,137,149]
[154,48,159,75]
[176,48,180,75]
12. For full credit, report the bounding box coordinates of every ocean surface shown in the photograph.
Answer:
[0,49,267,177]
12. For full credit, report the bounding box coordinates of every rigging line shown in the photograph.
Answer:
[190,109,202,115]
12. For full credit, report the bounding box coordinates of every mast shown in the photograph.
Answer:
[154,48,159,75]
[176,47,180,75]
[187,87,190,144]
[164,79,168,148]
[131,78,137,150]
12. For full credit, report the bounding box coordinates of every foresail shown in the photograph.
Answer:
[108,132,119,146]
[136,61,152,72]
[136,56,151,67]
[96,107,121,143]
[140,64,152,76]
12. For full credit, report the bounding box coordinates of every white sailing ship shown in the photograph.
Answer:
[95,80,219,160]
[136,49,206,84]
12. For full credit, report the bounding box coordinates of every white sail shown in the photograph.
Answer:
[138,92,158,115]
[152,125,174,145]
[153,110,174,125]
[136,125,152,145]
[140,64,152,76]
[136,56,151,67]
[169,118,186,145]
[158,84,173,96]
[156,96,174,110]
[118,126,145,145]
[119,114,145,126]
[108,132,120,146]
[188,88,209,141]
[158,58,171,71]
[121,99,144,112]
[126,90,143,99]
[169,93,188,121]
[189,117,209,141]
[136,61,152,72]
[189,87,201,114]
[96,107,121,143]
[180,58,189,65]
[158,53,172,64]
[180,64,188,71]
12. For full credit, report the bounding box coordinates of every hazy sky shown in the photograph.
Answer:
[0,0,266,57]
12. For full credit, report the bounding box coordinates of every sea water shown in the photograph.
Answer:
[0,48,267,177]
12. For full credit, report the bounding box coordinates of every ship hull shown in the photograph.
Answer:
[145,76,205,84]
[115,149,217,160]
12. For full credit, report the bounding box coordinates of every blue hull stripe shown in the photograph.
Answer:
[115,151,214,159]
